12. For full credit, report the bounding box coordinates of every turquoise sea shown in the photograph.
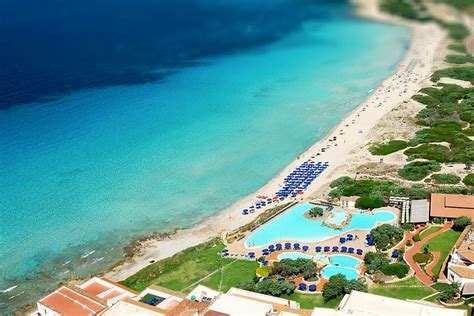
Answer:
[0,0,409,312]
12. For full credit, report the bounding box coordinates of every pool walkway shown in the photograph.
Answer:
[404,223,453,286]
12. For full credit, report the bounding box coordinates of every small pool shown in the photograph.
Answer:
[245,203,396,247]
[321,266,359,280]
[277,252,312,260]
[330,255,361,269]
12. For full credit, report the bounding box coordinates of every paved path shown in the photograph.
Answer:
[404,223,452,286]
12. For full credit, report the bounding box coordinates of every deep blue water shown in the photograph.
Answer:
[0,0,410,313]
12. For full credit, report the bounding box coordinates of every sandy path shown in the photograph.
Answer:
[105,1,445,281]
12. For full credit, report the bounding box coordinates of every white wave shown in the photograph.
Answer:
[0,285,17,294]
[81,250,96,258]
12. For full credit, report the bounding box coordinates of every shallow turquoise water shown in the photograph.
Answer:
[329,254,362,268]
[321,266,359,280]
[0,6,408,311]
[327,210,348,226]
[278,252,313,260]
[246,203,396,247]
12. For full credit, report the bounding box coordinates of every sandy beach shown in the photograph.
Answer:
[106,0,445,281]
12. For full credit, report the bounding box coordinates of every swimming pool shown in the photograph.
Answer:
[321,266,359,280]
[326,210,348,226]
[277,252,313,260]
[276,253,362,280]
[245,203,396,247]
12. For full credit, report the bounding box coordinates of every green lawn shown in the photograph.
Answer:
[369,277,435,300]
[419,226,442,240]
[284,293,343,309]
[120,238,256,292]
[424,228,462,276]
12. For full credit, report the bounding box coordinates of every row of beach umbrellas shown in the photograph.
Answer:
[242,161,329,215]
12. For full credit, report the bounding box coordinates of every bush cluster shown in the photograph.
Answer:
[369,140,408,155]
[309,207,324,217]
[453,216,471,231]
[238,280,296,296]
[380,263,409,278]
[370,224,404,250]
[273,258,317,279]
[431,173,461,184]
[398,160,441,181]
[322,274,367,302]
[364,252,389,274]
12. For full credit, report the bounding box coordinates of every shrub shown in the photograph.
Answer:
[413,233,421,242]
[380,0,429,20]
[355,194,384,210]
[404,144,452,162]
[401,223,414,231]
[433,217,444,224]
[237,280,257,291]
[322,274,366,302]
[364,252,390,274]
[309,207,324,217]
[398,160,442,181]
[439,282,460,302]
[369,140,409,155]
[273,259,317,279]
[431,174,461,184]
[431,67,474,85]
[448,43,468,54]
[370,224,404,250]
[445,54,474,64]
[413,252,432,264]
[453,216,471,231]
[256,280,296,296]
[463,174,474,186]
[380,263,409,278]
[256,266,272,278]
[406,240,413,247]
[329,177,401,199]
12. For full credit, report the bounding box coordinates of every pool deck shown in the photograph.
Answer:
[226,204,400,258]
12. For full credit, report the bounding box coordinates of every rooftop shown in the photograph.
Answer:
[409,199,429,223]
[38,286,107,316]
[430,193,474,219]
[332,290,466,316]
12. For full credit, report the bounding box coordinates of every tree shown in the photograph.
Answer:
[355,194,384,210]
[255,280,295,296]
[453,216,471,231]
[364,252,389,274]
[344,279,368,293]
[309,207,324,217]
[237,280,256,292]
[273,259,317,279]
[322,274,366,302]
[256,266,271,277]
[370,224,404,250]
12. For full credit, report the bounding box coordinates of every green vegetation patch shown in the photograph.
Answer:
[425,229,462,276]
[398,160,441,181]
[431,67,474,84]
[404,144,452,162]
[380,263,410,278]
[431,173,461,184]
[369,140,409,155]
[322,274,367,302]
[463,174,474,186]
[413,252,433,264]
[120,238,257,292]
[370,224,404,251]
[369,277,434,300]
[284,293,342,309]
[380,0,430,20]
[445,54,474,64]
[448,43,468,54]
[419,226,442,240]
[435,0,474,11]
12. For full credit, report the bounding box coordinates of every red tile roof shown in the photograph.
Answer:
[430,193,474,219]
[39,286,106,316]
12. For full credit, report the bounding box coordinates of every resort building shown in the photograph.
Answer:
[447,226,474,296]
[36,278,470,316]
[430,193,474,220]
[339,196,359,210]
[312,291,467,316]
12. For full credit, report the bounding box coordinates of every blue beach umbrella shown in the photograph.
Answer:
[348,247,355,253]
[332,246,339,252]
[298,283,307,291]
[309,284,317,292]
[315,246,322,252]
[341,246,347,252]
[324,246,330,252]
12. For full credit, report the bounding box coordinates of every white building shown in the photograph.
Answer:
[339,196,359,210]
